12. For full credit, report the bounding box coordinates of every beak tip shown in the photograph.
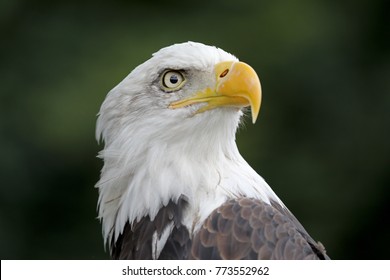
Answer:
[251,113,258,124]
[250,102,260,124]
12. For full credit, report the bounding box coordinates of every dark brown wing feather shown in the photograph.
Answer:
[111,198,190,259]
[111,197,329,260]
[190,197,329,260]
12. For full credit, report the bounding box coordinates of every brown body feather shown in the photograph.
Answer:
[111,197,329,260]
[191,197,328,260]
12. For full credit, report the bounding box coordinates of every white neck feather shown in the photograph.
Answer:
[96,107,282,245]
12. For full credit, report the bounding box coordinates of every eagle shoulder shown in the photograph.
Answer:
[190,197,329,260]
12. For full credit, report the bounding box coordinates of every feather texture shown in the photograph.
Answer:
[191,198,329,260]
[111,197,329,260]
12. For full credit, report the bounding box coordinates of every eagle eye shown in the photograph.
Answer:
[161,70,185,91]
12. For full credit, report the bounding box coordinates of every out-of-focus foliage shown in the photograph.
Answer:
[0,0,389,259]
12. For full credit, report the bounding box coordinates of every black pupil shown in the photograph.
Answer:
[170,74,178,84]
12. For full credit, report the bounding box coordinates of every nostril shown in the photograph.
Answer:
[219,69,229,78]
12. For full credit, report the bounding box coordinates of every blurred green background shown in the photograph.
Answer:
[1,0,389,259]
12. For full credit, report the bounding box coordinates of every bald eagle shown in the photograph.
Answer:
[96,42,329,260]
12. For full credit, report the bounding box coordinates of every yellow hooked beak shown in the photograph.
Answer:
[169,61,261,123]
